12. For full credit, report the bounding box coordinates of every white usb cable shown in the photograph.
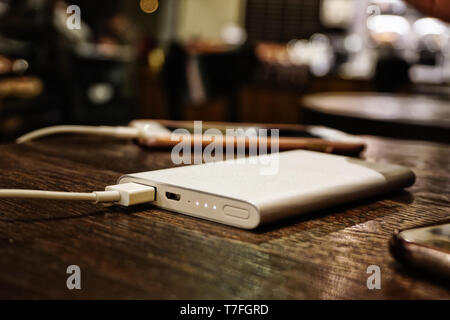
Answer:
[16,125,141,144]
[11,124,164,206]
[15,122,172,144]
[0,183,156,206]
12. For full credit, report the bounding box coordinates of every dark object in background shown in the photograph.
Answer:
[245,0,323,42]
[67,53,136,125]
[374,54,410,92]
[162,42,256,121]
[390,222,450,280]
[161,42,187,120]
[0,0,62,142]
[0,0,137,142]
[198,44,256,121]
[60,0,137,125]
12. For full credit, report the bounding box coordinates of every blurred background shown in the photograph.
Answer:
[0,0,449,142]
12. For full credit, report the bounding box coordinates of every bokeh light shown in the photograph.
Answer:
[140,0,158,14]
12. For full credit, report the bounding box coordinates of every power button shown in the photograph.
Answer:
[223,205,249,219]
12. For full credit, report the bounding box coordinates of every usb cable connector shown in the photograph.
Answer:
[104,183,155,206]
[0,183,156,207]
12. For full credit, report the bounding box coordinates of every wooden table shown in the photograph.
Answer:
[0,134,449,299]
[301,92,450,143]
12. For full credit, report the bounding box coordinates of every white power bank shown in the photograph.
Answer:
[118,150,415,229]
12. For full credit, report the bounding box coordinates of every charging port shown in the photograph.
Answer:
[165,192,180,201]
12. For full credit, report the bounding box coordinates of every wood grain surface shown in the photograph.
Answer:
[0,134,449,299]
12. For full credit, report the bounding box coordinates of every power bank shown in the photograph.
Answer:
[118,150,415,229]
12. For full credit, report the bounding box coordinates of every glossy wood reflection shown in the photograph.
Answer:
[0,134,449,299]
